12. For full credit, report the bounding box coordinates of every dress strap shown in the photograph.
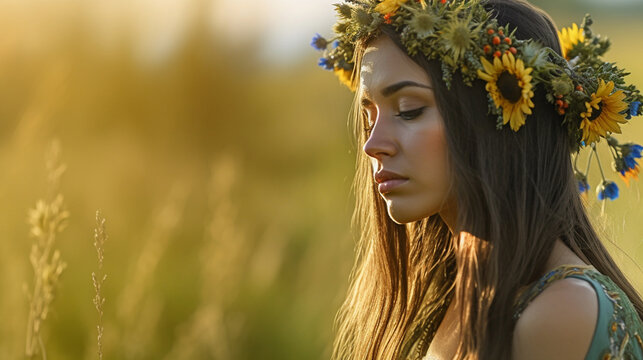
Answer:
[513,264,596,321]
[513,264,643,359]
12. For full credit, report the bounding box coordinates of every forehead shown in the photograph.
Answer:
[360,36,431,95]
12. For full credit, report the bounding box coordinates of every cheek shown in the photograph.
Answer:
[425,125,446,159]
[414,118,448,180]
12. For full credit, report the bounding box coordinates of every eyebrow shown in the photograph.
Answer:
[361,80,432,106]
[382,81,432,96]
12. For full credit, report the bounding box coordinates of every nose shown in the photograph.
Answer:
[362,116,396,160]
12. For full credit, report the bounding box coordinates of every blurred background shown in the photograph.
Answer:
[0,0,642,359]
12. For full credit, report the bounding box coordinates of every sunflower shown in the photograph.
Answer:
[334,67,355,91]
[374,0,407,15]
[477,52,535,131]
[579,80,628,145]
[374,0,427,15]
[558,23,585,60]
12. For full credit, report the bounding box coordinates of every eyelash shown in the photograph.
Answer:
[396,106,427,121]
[363,106,427,133]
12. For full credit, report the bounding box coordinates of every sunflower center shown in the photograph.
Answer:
[497,71,523,103]
[588,101,603,121]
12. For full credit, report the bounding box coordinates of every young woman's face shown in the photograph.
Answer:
[360,35,455,225]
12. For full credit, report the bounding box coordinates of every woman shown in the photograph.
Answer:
[312,0,643,359]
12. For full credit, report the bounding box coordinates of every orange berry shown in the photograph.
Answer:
[487,28,495,35]
[504,37,512,45]
[509,47,517,54]
[576,85,584,92]
[563,101,569,109]
[493,51,502,58]
[557,108,566,115]
[492,36,501,45]
[498,29,504,36]
[556,94,564,99]
[556,99,564,107]
[483,45,491,53]
[384,13,392,24]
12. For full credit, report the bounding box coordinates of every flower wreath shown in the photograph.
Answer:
[311,0,643,202]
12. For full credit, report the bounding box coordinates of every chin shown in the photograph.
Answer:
[385,200,437,224]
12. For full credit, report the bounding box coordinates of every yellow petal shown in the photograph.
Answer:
[374,0,406,15]
[502,53,515,69]
[493,56,503,71]
[612,89,626,101]
[481,57,495,74]
[600,117,620,133]
[510,108,524,131]
[609,112,628,124]
[478,71,495,82]
[516,59,525,73]
[502,106,511,125]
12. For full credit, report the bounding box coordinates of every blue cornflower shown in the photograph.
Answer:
[626,101,641,120]
[333,40,339,48]
[630,144,643,158]
[621,143,643,174]
[311,34,328,51]
[575,172,590,194]
[578,178,590,193]
[624,157,638,172]
[318,57,334,70]
[597,180,619,201]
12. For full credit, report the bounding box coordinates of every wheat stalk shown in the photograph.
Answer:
[25,139,68,359]
[92,210,108,360]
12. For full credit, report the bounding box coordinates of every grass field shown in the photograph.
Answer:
[0,1,642,359]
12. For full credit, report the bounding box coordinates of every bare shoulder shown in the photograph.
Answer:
[512,277,599,360]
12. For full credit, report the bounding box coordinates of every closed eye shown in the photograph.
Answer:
[396,106,427,121]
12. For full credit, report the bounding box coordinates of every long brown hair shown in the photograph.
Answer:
[331,1,643,359]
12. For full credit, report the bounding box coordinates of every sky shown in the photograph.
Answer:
[78,0,336,66]
[54,0,643,67]
[211,0,337,66]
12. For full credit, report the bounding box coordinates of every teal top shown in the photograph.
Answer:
[513,264,643,360]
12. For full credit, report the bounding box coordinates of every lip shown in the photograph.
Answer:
[375,170,409,194]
